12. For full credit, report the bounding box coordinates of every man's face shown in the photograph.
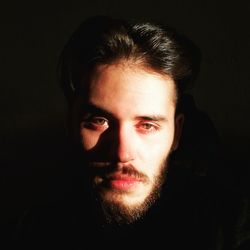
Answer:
[77,62,183,224]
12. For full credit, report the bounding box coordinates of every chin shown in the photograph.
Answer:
[96,185,160,225]
[102,191,145,208]
[99,196,147,225]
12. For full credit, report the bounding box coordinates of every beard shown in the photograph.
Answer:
[86,158,169,225]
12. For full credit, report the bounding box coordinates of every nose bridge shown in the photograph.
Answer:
[116,122,135,162]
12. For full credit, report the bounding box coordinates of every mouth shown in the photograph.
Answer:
[90,163,146,191]
[108,173,141,190]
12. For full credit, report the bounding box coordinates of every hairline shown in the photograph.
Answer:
[89,57,179,106]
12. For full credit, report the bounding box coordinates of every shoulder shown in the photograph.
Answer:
[165,166,250,249]
[231,195,250,249]
[11,201,75,249]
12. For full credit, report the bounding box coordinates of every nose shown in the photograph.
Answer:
[110,123,135,163]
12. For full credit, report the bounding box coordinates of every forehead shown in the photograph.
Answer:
[85,62,176,118]
[89,60,176,98]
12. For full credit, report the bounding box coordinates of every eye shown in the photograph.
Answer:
[82,116,109,130]
[141,123,154,130]
[91,117,108,126]
[137,122,159,133]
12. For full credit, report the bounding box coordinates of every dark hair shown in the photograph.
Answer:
[58,16,201,105]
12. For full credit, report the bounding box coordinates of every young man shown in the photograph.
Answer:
[14,16,250,250]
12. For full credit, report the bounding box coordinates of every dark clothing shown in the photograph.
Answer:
[11,165,250,250]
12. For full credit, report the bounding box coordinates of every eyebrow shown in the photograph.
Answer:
[82,103,168,122]
[136,116,168,122]
[82,103,114,117]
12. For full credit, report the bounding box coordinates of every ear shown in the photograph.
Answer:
[172,113,185,151]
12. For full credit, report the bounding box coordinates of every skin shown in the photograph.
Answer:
[78,61,184,223]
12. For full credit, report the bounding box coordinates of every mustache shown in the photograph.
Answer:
[89,162,148,182]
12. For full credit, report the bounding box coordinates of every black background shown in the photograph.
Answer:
[1,0,250,235]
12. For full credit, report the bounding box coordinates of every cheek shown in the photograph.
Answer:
[143,126,175,155]
[80,129,100,151]
[138,128,175,174]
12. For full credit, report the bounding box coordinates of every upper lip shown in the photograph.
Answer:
[108,173,140,182]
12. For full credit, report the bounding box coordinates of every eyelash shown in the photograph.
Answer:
[82,116,109,130]
[91,117,108,126]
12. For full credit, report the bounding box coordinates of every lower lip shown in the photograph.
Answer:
[110,179,140,190]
